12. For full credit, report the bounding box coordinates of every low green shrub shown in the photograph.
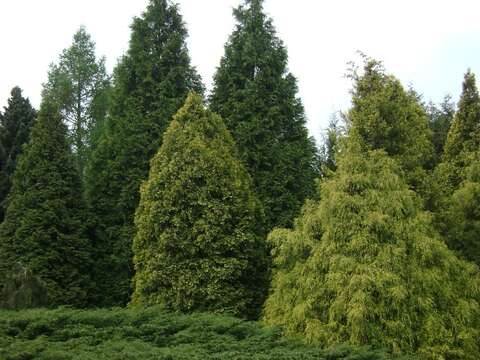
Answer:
[0,307,412,359]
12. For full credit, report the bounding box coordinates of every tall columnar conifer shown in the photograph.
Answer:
[0,87,36,221]
[85,0,204,306]
[210,0,318,230]
[132,93,268,319]
[264,141,480,359]
[0,100,91,307]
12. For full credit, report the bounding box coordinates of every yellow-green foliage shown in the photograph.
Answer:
[348,58,434,193]
[264,143,480,359]
[131,93,269,319]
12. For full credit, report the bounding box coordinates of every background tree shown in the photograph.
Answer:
[43,26,110,177]
[426,95,455,163]
[319,113,345,175]
[433,71,480,262]
[0,87,36,221]
[0,100,91,307]
[264,142,480,359]
[131,94,268,319]
[210,0,318,230]
[85,0,204,306]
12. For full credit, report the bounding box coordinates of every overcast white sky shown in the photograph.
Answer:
[1,0,480,141]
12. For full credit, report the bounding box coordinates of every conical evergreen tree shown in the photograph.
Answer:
[85,0,204,306]
[347,58,435,192]
[433,71,480,263]
[435,70,480,195]
[131,93,268,319]
[210,0,318,230]
[0,100,91,307]
[443,70,480,164]
[0,87,36,221]
[264,141,480,359]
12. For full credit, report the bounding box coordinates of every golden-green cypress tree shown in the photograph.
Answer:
[264,141,480,358]
[131,94,268,319]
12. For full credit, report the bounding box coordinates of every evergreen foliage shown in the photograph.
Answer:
[319,114,345,175]
[442,154,480,265]
[84,0,204,306]
[0,307,411,360]
[264,142,480,359]
[433,71,480,264]
[347,58,434,192]
[210,0,318,230]
[0,263,48,310]
[0,100,91,307]
[132,93,268,319]
[0,87,36,221]
[43,26,110,177]
[426,95,455,163]
[443,70,480,164]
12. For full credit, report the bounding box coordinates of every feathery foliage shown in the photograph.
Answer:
[264,142,480,359]
[348,58,434,193]
[132,94,268,319]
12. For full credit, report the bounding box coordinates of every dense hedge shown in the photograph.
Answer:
[0,307,412,359]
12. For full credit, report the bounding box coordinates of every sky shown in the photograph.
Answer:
[1,0,480,142]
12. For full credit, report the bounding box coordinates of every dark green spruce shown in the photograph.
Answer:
[131,93,268,319]
[210,0,318,230]
[0,100,91,307]
[0,87,36,221]
[85,0,204,306]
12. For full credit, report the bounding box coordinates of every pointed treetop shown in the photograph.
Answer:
[443,69,480,163]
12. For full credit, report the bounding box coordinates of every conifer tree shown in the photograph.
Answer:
[43,26,110,177]
[437,70,480,192]
[0,87,36,221]
[347,58,435,191]
[264,141,480,359]
[85,0,203,306]
[210,0,318,230]
[131,94,268,319]
[433,72,480,262]
[443,70,480,164]
[426,95,455,163]
[0,100,91,307]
